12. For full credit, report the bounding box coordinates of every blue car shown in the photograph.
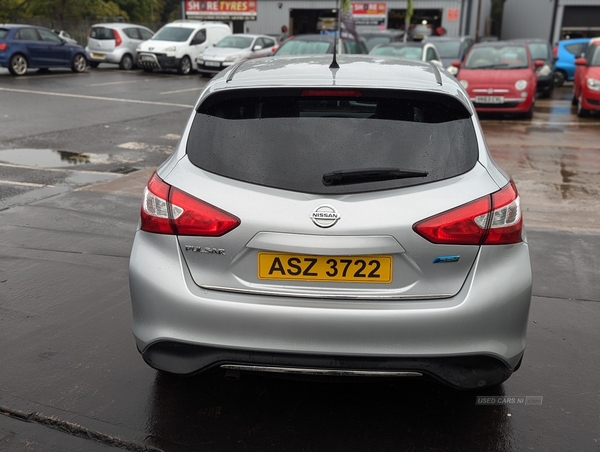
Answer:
[553,38,590,86]
[0,24,87,76]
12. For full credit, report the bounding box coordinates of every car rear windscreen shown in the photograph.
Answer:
[187,89,478,194]
[90,27,115,40]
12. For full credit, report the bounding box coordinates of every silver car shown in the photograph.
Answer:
[86,23,154,70]
[197,34,277,76]
[129,55,532,389]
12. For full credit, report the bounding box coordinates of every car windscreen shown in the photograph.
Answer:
[216,36,253,48]
[90,27,115,40]
[275,40,331,55]
[465,45,529,69]
[431,41,462,59]
[187,89,477,195]
[152,26,193,42]
[528,42,550,60]
[371,45,422,60]
[362,36,392,52]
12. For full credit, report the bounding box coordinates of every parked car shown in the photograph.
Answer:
[455,42,540,118]
[0,24,87,76]
[422,35,474,74]
[136,20,231,75]
[359,30,405,52]
[369,41,442,66]
[553,38,591,87]
[511,39,555,97]
[86,23,154,70]
[197,34,277,76]
[54,29,77,44]
[129,54,532,390]
[409,22,433,41]
[274,34,368,55]
[573,40,600,117]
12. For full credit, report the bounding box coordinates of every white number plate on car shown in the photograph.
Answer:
[475,96,504,104]
[204,61,220,67]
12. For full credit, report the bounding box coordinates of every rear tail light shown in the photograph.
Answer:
[113,29,122,47]
[552,45,557,58]
[0,43,6,51]
[140,173,240,236]
[413,181,523,245]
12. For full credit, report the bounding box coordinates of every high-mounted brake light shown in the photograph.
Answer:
[301,89,363,97]
[140,173,240,236]
[413,181,523,245]
[113,29,122,47]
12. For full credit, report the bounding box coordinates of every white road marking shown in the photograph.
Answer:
[0,87,194,108]
[0,179,54,188]
[86,80,140,87]
[160,87,204,95]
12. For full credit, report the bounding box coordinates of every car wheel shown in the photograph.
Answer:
[177,56,192,75]
[119,54,133,70]
[89,61,100,68]
[553,70,566,87]
[71,54,87,73]
[8,54,28,76]
[572,89,578,106]
[577,95,590,118]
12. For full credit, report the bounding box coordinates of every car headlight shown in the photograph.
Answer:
[515,80,528,91]
[587,78,600,91]
[459,79,468,89]
[164,46,176,53]
[224,54,244,62]
[537,64,552,77]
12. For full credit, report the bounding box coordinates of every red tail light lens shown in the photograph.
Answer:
[113,29,122,47]
[140,173,240,236]
[0,43,6,51]
[552,45,558,58]
[413,181,523,245]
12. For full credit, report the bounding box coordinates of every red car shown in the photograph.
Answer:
[454,42,542,118]
[573,40,600,117]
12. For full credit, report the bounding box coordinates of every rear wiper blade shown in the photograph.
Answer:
[322,167,429,186]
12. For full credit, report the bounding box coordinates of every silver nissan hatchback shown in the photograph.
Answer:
[129,55,532,389]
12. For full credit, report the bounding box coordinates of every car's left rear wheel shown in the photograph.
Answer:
[71,54,87,73]
[9,54,28,76]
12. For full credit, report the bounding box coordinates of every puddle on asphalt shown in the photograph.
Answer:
[0,149,113,168]
[535,106,573,115]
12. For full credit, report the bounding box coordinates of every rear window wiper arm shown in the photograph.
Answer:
[323,167,429,186]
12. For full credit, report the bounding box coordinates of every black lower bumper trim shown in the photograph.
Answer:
[141,342,517,389]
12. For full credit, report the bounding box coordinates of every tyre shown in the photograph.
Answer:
[119,54,133,70]
[89,61,100,68]
[577,95,590,118]
[553,70,566,88]
[71,53,87,73]
[8,54,28,76]
[177,56,192,75]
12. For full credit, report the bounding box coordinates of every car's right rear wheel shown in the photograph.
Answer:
[9,54,28,76]
[553,70,566,87]
[119,54,133,70]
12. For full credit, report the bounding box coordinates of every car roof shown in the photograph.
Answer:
[229,33,270,39]
[509,38,549,44]
[91,23,150,29]
[424,36,472,42]
[0,24,36,29]
[471,41,526,48]
[200,55,471,112]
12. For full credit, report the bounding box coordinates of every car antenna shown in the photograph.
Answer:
[329,0,340,69]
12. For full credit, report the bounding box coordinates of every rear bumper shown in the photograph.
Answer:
[471,96,533,113]
[197,60,232,74]
[85,47,125,64]
[129,232,532,389]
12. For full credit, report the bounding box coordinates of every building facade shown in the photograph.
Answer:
[502,0,600,44]
[184,0,492,39]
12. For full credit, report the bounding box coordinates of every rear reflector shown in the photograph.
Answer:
[413,181,523,245]
[140,173,240,236]
[301,89,363,97]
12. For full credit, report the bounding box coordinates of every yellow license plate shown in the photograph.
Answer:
[258,253,392,283]
[91,53,105,58]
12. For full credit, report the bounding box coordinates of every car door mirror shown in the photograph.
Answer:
[575,57,587,66]
[253,45,263,51]
[451,60,461,68]
[534,59,545,68]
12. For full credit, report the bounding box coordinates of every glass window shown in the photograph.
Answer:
[528,42,550,60]
[123,28,141,40]
[152,26,194,42]
[216,35,252,49]
[263,38,275,48]
[432,41,461,59]
[192,29,206,44]
[139,29,154,40]
[465,45,528,69]
[38,28,62,43]
[187,89,477,195]
[426,47,437,61]
[564,43,588,57]
[276,40,331,55]
[16,28,39,41]
[90,27,115,40]
[0,29,8,39]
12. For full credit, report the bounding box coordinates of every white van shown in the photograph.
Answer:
[136,20,231,74]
